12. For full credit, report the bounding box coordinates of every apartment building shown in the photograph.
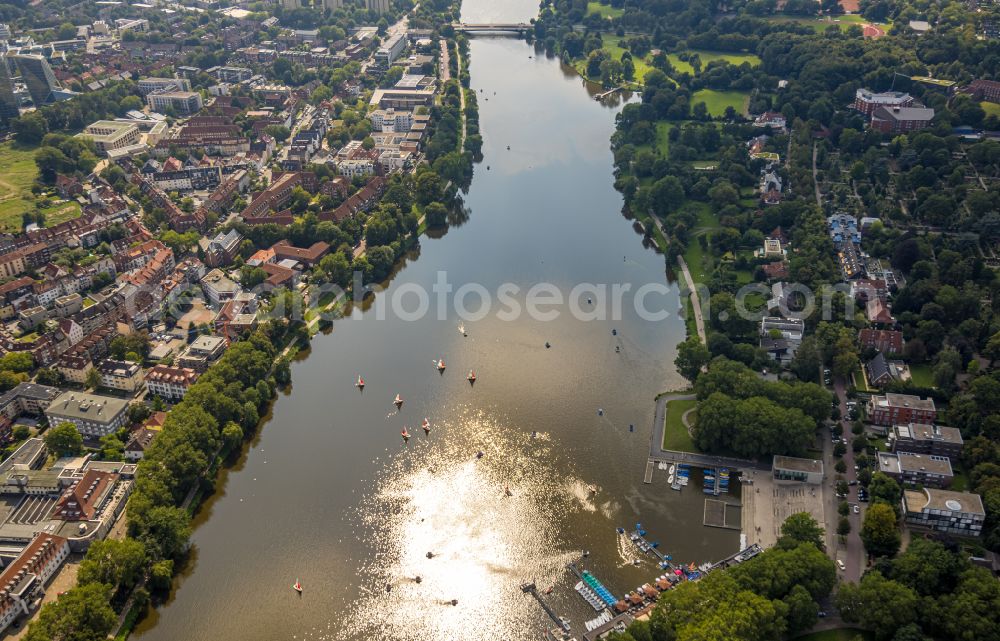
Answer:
[45,391,129,438]
[867,393,936,427]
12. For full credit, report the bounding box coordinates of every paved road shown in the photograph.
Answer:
[832,377,866,583]
[646,215,706,345]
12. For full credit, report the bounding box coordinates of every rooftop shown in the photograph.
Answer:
[874,393,936,412]
[894,423,963,446]
[878,451,953,476]
[773,455,823,474]
[47,392,129,422]
[905,488,985,516]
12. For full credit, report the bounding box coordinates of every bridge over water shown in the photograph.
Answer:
[452,22,533,34]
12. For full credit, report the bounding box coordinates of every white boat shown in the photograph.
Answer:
[394,394,403,408]
[436,359,446,372]
[669,464,676,475]
[355,375,365,390]
[668,474,674,484]
[292,579,302,593]
[467,370,476,383]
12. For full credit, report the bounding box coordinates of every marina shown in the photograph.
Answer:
[522,523,765,639]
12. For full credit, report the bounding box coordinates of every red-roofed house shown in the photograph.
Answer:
[145,365,200,401]
[859,328,904,354]
[270,240,329,267]
[54,470,118,521]
[0,534,70,634]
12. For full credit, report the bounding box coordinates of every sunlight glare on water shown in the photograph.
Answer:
[340,406,586,640]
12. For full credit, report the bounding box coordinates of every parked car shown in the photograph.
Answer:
[853,505,860,514]
[837,559,846,571]
[848,480,858,486]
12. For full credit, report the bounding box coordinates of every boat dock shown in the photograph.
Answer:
[628,523,676,570]
[521,582,571,636]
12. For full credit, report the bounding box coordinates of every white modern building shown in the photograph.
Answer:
[78,120,140,155]
[146,91,203,116]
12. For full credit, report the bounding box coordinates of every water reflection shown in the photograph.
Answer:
[341,406,585,640]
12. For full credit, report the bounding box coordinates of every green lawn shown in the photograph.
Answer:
[691,89,750,117]
[982,102,1000,118]
[654,121,673,155]
[853,365,871,392]
[663,399,698,452]
[0,142,81,233]
[951,469,970,492]
[909,363,934,387]
[683,236,711,285]
[690,202,719,231]
[667,50,761,75]
[586,1,623,18]
[792,628,874,641]
[573,35,657,86]
[766,14,888,32]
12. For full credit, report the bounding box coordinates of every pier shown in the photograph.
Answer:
[628,523,676,570]
[594,87,623,101]
[520,582,571,636]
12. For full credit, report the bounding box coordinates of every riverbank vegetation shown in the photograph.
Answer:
[607,514,836,641]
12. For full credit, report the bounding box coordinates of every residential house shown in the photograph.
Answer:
[866,298,894,324]
[760,316,804,365]
[859,328,904,354]
[124,427,157,461]
[865,352,909,387]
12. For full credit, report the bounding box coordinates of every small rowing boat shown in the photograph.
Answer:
[355,375,365,390]
[394,394,403,408]
[422,418,431,435]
